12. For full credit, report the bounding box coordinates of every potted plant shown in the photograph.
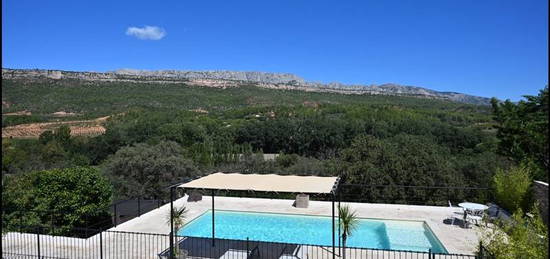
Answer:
[166,206,189,259]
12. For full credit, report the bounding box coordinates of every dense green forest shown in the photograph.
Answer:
[2,79,489,123]
[2,78,548,234]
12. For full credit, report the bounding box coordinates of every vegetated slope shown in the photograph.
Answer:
[2,78,490,123]
[2,68,491,105]
[2,76,506,205]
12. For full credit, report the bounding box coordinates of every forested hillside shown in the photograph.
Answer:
[3,77,547,234]
[2,78,509,198]
[2,79,489,120]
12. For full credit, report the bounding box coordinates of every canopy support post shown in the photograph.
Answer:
[338,187,341,255]
[332,193,335,259]
[170,186,174,259]
[212,189,215,247]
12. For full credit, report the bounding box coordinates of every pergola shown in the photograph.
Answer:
[169,172,341,258]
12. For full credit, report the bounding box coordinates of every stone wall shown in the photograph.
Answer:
[533,180,548,225]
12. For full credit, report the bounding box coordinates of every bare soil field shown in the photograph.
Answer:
[3,110,32,116]
[51,111,78,117]
[2,116,109,139]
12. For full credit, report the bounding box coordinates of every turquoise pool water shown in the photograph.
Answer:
[178,210,448,254]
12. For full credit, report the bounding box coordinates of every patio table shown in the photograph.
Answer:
[458,202,489,212]
[458,202,488,227]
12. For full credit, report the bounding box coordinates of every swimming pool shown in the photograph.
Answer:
[178,210,448,253]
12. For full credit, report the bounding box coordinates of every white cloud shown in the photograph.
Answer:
[126,26,166,40]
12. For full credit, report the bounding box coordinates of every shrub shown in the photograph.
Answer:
[493,165,532,213]
[102,141,198,199]
[480,205,548,259]
[38,130,55,145]
[276,153,299,168]
[2,167,113,235]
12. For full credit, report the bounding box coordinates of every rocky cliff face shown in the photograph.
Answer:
[1,68,491,105]
[112,69,305,85]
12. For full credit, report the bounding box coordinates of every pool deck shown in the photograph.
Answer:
[110,195,482,255]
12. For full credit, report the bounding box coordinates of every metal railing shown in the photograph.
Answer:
[2,226,492,259]
[111,197,167,227]
[161,234,484,259]
[2,196,171,239]
[2,226,170,259]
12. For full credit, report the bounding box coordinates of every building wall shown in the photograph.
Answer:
[533,180,548,225]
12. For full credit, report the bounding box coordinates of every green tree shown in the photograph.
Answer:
[491,87,549,181]
[38,130,55,145]
[159,122,207,147]
[2,167,112,235]
[54,125,72,147]
[493,165,532,213]
[338,134,462,204]
[275,153,299,168]
[40,140,67,164]
[2,139,28,174]
[102,141,198,199]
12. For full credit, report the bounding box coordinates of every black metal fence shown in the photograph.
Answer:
[111,197,167,227]
[2,195,172,239]
[161,235,486,259]
[2,226,493,259]
[2,226,170,259]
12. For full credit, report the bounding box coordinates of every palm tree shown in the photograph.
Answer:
[166,206,188,258]
[339,205,359,259]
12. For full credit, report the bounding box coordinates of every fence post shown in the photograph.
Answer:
[36,227,41,258]
[169,231,174,259]
[85,214,89,237]
[428,248,432,259]
[114,204,118,227]
[138,196,141,217]
[170,186,175,259]
[100,229,104,259]
[246,237,249,253]
[479,241,484,259]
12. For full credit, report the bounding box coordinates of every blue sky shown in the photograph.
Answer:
[2,0,548,100]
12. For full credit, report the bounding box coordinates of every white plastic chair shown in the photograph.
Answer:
[447,201,463,226]
[466,209,484,226]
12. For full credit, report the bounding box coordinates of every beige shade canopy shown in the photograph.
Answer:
[179,172,339,194]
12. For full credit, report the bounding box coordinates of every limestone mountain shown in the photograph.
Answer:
[2,68,491,105]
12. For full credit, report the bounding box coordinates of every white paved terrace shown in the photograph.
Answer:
[110,195,482,255]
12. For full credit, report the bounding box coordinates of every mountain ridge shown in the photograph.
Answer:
[1,68,491,105]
